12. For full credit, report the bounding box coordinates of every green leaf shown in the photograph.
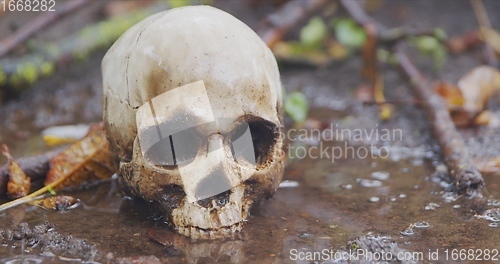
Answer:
[410,36,448,71]
[433,27,448,41]
[412,36,440,53]
[300,17,327,48]
[166,0,190,8]
[334,19,366,48]
[284,91,308,123]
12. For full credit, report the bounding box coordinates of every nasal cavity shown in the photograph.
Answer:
[195,167,232,205]
[207,133,224,154]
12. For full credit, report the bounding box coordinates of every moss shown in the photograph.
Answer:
[17,63,38,85]
[0,69,6,86]
[9,73,22,87]
[40,62,54,76]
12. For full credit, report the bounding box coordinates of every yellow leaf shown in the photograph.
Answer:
[45,123,118,190]
[457,65,500,115]
[1,144,30,199]
[433,81,465,109]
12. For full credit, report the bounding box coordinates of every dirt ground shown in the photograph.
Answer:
[1,1,500,263]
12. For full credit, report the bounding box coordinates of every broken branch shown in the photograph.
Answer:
[257,0,328,48]
[0,3,167,94]
[395,44,484,196]
[340,0,485,196]
[0,0,90,58]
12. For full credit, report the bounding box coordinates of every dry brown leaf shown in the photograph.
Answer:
[473,110,492,126]
[447,31,481,54]
[31,195,80,211]
[45,123,118,190]
[474,157,500,174]
[433,81,465,109]
[1,144,30,199]
[457,65,500,115]
[436,66,500,126]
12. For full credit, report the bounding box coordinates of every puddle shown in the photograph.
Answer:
[1,116,499,263]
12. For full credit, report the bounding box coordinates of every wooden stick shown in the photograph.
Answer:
[257,0,328,48]
[395,44,484,196]
[0,0,90,58]
[340,0,485,196]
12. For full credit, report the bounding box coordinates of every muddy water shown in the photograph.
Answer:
[1,104,499,263]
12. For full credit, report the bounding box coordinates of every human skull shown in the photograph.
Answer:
[101,6,285,239]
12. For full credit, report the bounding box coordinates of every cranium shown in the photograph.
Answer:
[101,6,284,239]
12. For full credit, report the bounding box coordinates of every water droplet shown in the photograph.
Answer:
[475,209,500,222]
[299,232,313,238]
[487,199,500,207]
[413,221,430,228]
[411,159,424,166]
[340,183,353,190]
[371,171,390,181]
[439,181,450,188]
[435,164,447,173]
[443,193,458,203]
[489,222,499,228]
[279,180,299,188]
[401,227,415,236]
[369,196,380,202]
[424,202,440,211]
[359,179,383,188]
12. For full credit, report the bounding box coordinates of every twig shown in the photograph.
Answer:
[0,0,90,58]
[339,0,387,33]
[470,0,499,68]
[257,0,328,47]
[0,170,68,211]
[340,0,485,196]
[0,3,167,93]
[395,44,484,196]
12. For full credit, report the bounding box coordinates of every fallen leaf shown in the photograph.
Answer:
[457,66,500,115]
[41,124,90,146]
[474,157,500,174]
[435,67,500,127]
[284,91,309,123]
[433,81,465,109]
[1,144,30,199]
[473,110,492,126]
[333,18,367,48]
[410,35,447,71]
[446,31,481,54]
[300,17,327,48]
[31,195,80,211]
[45,123,118,190]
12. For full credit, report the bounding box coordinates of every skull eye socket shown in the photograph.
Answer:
[230,122,256,165]
[143,127,203,168]
[230,119,278,167]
